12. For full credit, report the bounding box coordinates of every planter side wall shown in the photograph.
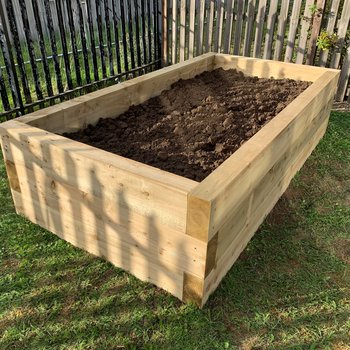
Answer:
[186,57,340,306]
[0,121,207,300]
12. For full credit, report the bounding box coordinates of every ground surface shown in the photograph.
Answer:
[0,112,349,349]
[65,68,310,181]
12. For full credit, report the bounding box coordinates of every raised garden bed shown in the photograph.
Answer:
[0,53,339,306]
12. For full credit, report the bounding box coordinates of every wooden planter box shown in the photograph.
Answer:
[0,53,339,307]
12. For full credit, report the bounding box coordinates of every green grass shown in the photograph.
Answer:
[0,112,349,349]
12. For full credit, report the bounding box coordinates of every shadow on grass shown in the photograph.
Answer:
[0,113,349,350]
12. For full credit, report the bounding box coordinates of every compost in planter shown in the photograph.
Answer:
[64,68,310,182]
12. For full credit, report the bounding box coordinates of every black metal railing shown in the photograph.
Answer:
[0,0,161,120]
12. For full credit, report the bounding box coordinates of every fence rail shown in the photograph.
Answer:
[0,0,161,119]
[163,0,350,102]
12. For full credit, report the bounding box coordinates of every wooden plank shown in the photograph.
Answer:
[295,0,314,64]
[203,103,333,305]
[4,159,20,192]
[214,54,333,82]
[233,0,244,55]
[263,0,278,60]
[284,0,302,62]
[13,189,185,298]
[319,0,341,67]
[215,95,333,259]
[187,64,339,242]
[11,163,206,277]
[242,0,255,57]
[336,46,350,101]
[196,0,206,56]
[172,0,177,64]
[273,0,290,61]
[330,1,350,69]
[253,0,267,58]
[179,0,186,62]
[16,53,216,133]
[307,0,326,65]
[189,0,196,58]
[213,0,224,52]
[205,0,215,52]
[222,0,233,54]
[162,0,168,66]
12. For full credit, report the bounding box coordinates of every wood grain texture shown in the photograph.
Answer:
[188,0,196,58]
[233,0,244,55]
[203,103,333,304]
[214,54,335,81]
[330,1,350,69]
[198,56,339,242]
[242,0,255,57]
[273,0,289,61]
[295,0,314,64]
[284,0,302,62]
[213,0,224,52]
[179,0,186,62]
[223,0,233,54]
[263,0,278,59]
[319,0,341,67]
[196,0,206,56]
[306,0,326,65]
[205,0,215,53]
[253,0,267,58]
[172,0,177,64]
[0,119,206,299]
[336,46,350,101]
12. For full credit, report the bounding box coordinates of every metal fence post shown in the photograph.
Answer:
[0,0,24,116]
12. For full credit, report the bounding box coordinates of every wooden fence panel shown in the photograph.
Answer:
[213,0,224,52]
[330,1,350,69]
[242,0,255,57]
[189,0,195,58]
[306,0,326,65]
[196,0,205,56]
[223,0,233,54]
[263,0,278,60]
[179,0,186,62]
[295,0,314,64]
[284,0,302,63]
[253,0,267,58]
[319,0,340,67]
[205,0,214,53]
[171,0,177,64]
[273,0,289,61]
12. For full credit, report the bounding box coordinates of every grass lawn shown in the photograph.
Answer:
[0,112,349,350]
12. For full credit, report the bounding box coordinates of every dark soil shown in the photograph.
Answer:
[64,68,311,182]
